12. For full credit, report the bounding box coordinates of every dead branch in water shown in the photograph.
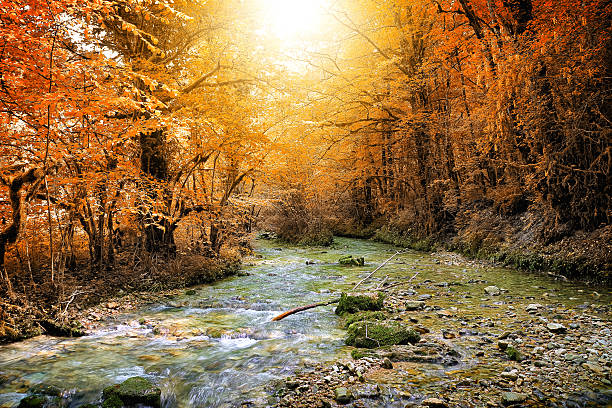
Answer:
[271,298,340,321]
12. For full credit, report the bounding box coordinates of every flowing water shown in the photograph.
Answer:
[0,237,610,407]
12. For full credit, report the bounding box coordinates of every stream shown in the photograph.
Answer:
[0,237,610,407]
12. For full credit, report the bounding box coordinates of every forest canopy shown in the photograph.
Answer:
[0,0,610,325]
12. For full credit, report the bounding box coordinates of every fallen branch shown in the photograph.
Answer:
[380,272,420,290]
[352,249,408,291]
[271,298,340,321]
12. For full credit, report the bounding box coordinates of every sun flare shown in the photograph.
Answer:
[260,0,329,41]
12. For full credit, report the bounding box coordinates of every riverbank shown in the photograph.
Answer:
[0,252,241,344]
[333,207,612,285]
[272,261,612,407]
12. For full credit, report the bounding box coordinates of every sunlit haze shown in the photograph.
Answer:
[259,0,329,41]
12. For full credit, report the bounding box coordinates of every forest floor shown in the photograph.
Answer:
[271,259,612,408]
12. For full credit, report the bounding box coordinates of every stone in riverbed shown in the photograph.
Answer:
[547,323,567,333]
[335,293,384,315]
[405,300,426,311]
[381,357,393,369]
[422,397,448,407]
[484,286,501,296]
[334,387,353,404]
[526,303,542,313]
[345,321,420,348]
[17,395,47,408]
[338,255,365,266]
[501,392,528,406]
[505,346,524,362]
[102,376,161,408]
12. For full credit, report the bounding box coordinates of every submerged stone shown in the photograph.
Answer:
[345,320,420,348]
[484,286,501,296]
[102,376,161,408]
[505,346,524,362]
[422,397,448,408]
[335,292,384,315]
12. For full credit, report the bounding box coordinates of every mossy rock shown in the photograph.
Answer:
[505,346,524,362]
[101,393,123,408]
[335,293,384,315]
[342,311,387,328]
[102,377,161,408]
[27,384,61,397]
[17,395,46,408]
[338,255,364,266]
[346,320,420,349]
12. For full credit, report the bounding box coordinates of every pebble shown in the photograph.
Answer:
[547,323,567,333]
[422,397,448,408]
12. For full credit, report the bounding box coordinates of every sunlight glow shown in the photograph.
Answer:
[260,0,329,41]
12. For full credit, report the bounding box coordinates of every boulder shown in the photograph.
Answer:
[338,255,365,266]
[484,286,501,296]
[335,293,384,315]
[102,377,161,408]
[17,395,46,408]
[345,320,420,348]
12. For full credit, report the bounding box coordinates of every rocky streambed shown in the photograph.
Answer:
[0,237,610,408]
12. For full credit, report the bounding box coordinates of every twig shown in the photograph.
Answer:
[381,272,420,290]
[352,249,407,291]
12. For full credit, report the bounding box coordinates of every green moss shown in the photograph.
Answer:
[505,346,524,362]
[27,384,61,397]
[351,349,378,359]
[101,393,123,408]
[17,395,46,408]
[103,377,161,408]
[345,320,420,348]
[342,311,387,328]
[338,255,364,266]
[335,293,384,315]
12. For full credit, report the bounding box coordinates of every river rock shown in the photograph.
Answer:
[102,376,161,408]
[335,293,384,315]
[501,392,528,406]
[582,362,605,374]
[526,303,542,313]
[334,387,353,404]
[338,255,365,266]
[381,357,393,369]
[352,384,379,399]
[17,395,47,408]
[405,301,426,311]
[422,397,448,407]
[345,321,420,348]
[547,323,567,333]
[484,286,501,296]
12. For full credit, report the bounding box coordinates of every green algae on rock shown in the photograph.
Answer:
[335,293,384,315]
[102,376,161,408]
[345,320,420,348]
[341,311,387,328]
[338,255,365,266]
[17,395,47,408]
